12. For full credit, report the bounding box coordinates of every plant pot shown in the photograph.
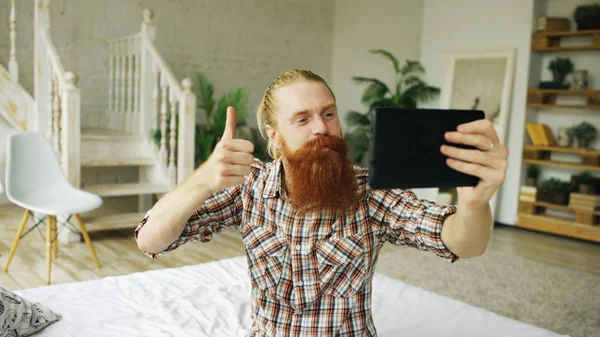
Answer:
[576,18,600,31]
[526,177,537,186]
[578,184,594,195]
[552,71,566,83]
[537,190,569,205]
[577,137,591,148]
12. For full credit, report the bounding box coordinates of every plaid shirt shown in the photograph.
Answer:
[135,159,458,337]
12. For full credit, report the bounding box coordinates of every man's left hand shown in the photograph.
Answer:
[440,119,509,209]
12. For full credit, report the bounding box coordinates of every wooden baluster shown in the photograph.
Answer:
[133,37,141,134]
[119,39,126,130]
[152,64,159,132]
[127,37,134,133]
[52,72,61,154]
[159,75,168,165]
[114,40,122,130]
[9,0,18,81]
[108,42,115,112]
[168,91,178,185]
[46,59,54,142]
[177,78,196,184]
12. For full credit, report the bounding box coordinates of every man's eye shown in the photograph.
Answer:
[297,118,308,124]
[324,112,335,118]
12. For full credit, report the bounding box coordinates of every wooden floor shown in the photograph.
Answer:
[1,201,600,291]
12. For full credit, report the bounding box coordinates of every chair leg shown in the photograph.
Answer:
[51,216,58,259]
[3,209,30,272]
[75,214,101,269]
[46,215,53,284]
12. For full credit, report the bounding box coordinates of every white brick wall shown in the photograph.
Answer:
[0,0,334,204]
[0,0,334,128]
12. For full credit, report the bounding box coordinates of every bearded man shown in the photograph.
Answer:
[135,68,508,337]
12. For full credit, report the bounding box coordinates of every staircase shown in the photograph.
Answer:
[1,2,196,239]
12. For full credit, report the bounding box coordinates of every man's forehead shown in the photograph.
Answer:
[274,82,336,118]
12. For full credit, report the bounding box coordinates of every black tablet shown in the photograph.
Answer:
[367,107,485,190]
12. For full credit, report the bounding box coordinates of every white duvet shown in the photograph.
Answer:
[16,256,567,337]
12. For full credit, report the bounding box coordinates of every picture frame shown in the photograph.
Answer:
[438,49,516,220]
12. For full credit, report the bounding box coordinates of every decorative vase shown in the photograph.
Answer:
[557,127,572,147]
[572,70,589,90]
[576,18,600,31]
[527,177,537,186]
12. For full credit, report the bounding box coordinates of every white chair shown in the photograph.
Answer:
[4,131,103,284]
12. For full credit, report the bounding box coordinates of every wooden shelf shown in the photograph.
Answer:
[528,89,600,95]
[523,145,600,156]
[534,29,600,37]
[522,158,600,171]
[532,29,600,52]
[526,200,600,216]
[527,89,600,109]
[517,213,600,243]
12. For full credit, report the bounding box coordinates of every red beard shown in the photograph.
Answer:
[279,134,358,214]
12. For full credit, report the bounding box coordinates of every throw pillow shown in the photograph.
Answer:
[0,286,61,337]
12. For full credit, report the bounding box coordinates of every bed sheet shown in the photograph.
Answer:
[15,256,567,337]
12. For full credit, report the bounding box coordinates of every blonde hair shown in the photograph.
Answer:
[256,68,335,160]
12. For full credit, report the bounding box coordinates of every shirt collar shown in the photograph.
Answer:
[263,158,284,198]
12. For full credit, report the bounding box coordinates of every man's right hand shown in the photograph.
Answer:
[199,106,255,192]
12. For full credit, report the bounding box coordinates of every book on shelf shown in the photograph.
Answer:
[525,123,557,146]
[520,186,537,202]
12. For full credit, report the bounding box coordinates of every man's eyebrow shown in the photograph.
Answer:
[288,103,337,120]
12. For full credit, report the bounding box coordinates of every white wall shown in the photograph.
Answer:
[331,0,424,130]
[0,0,335,129]
[420,0,538,225]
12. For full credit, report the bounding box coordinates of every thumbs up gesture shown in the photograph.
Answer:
[199,106,255,192]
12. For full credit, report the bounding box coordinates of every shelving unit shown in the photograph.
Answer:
[518,26,600,243]
[531,29,600,52]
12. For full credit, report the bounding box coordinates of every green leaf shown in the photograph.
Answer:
[352,76,391,106]
[195,72,215,120]
[369,98,396,112]
[346,110,371,128]
[400,60,425,76]
[369,49,400,74]
[400,83,440,108]
[345,130,370,164]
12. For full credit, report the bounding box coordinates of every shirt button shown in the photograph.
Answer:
[296,281,303,286]
[295,245,301,251]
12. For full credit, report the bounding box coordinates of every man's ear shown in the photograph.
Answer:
[265,124,281,150]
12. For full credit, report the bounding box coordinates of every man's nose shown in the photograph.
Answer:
[313,116,328,135]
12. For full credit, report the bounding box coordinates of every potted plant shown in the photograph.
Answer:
[576,171,595,194]
[547,57,574,83]
[568,121,597,148]
[345,49,440,165]
[574,3,600,31]
[537,177,571,205]
[526,165,540,186]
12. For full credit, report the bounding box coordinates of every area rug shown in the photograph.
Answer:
[374,247,599,337]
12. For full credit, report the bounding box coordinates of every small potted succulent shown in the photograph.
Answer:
[547,57,574,83]
[569,122,597,148]
[574,3,600,31]
[537,177,571,205]
[526,165,540,186]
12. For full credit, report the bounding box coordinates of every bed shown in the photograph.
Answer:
[15,256,567,337]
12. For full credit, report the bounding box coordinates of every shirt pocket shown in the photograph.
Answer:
[242,223,289,293]
[316,232,366,298]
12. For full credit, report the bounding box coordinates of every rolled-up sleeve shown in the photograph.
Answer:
[369,188,458,263]
[134,185,243,259]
